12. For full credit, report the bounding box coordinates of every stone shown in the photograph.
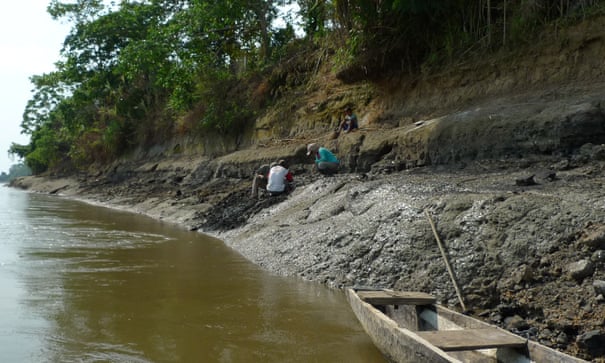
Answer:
[515,174,536,186]
[577,225,605,249]
[551,159,571,171]
[538,328,554,341]
[504,315,529,330]
[576,330,605,354]
[536,169,557,182]
[567,259,595,281]
[591,249,605,262]
[496,303,519,316]
[592,144,605,160]
[556,332,569,344]
[512,264,534,284]
[578,143,605,161]
[593,280,605,296]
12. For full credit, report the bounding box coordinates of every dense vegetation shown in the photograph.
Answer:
[9,0,604,174]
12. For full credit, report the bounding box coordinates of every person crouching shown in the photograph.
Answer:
[266,160,294,196]
[307,143,340,175]
[251,163,271,198]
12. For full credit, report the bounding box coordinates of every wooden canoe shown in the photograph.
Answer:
[346,288,587,363]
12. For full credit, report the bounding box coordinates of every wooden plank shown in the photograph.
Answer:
[416,328,526,352]
[357,290,437,306]
[527,340,589,363]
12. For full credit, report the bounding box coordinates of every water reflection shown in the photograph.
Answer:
[0,187,384,362]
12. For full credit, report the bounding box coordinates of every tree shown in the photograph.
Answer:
[17,0,598,175]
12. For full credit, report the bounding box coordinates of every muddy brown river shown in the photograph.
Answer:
[0,186,384,362]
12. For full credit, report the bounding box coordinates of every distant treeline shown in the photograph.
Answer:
[10,0,604,174]
[0,163,32,183]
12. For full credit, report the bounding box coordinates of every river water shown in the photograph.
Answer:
[0,186,385,362]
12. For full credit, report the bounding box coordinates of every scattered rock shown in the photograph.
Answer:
[593,280,605,296]
[536,170,557,182]
[538,328,555,341]
[567,259,595,281]
[576,330,605,356]
[551,159,571,170]
[578,143,605,161]
[515,174,537,186]
[504,315,530,330]
[556,332,569,345]
[592,249,605,262]
[496,303,520,317]
[512,264,534,284]
[577,225,605,249]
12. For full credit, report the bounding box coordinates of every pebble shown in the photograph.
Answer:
[593,280,605,296]
[504,315,529,330]
[556,332,569,344]
[592,250,605,262]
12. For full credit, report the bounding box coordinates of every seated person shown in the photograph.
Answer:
[307,143,339,175]
[251,163,271,198]
[266,160,294,196]
[339,107,358,133]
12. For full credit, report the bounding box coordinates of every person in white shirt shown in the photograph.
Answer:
[266,160,294,196]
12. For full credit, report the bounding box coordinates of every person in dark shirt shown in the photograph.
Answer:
[251,163,271,198]
[339,107,358,134]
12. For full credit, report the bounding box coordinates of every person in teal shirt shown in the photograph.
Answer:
[307,143,339,175]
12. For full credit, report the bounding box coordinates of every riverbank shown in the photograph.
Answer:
[12,144,605,361]
[12,56,605,363]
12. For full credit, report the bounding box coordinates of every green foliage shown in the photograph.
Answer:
[298,0,332,39]
[332,0,605,80]
[271,24,297,61]
[24,126,61,174]
[194,71,254,135]
[14,0,605,175]
[8,143,31,160]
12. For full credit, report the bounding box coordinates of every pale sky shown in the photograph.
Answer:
[0,1,69,174]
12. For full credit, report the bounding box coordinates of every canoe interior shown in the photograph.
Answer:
[348,289,587,363]
[381,303,529,362]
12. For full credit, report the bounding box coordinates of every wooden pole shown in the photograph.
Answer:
[487,0,491,45]
[424,210,467,312]
[503,0,507,46]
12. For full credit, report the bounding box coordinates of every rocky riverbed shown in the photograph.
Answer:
[11,77,605,362]
[11,147,605,361]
